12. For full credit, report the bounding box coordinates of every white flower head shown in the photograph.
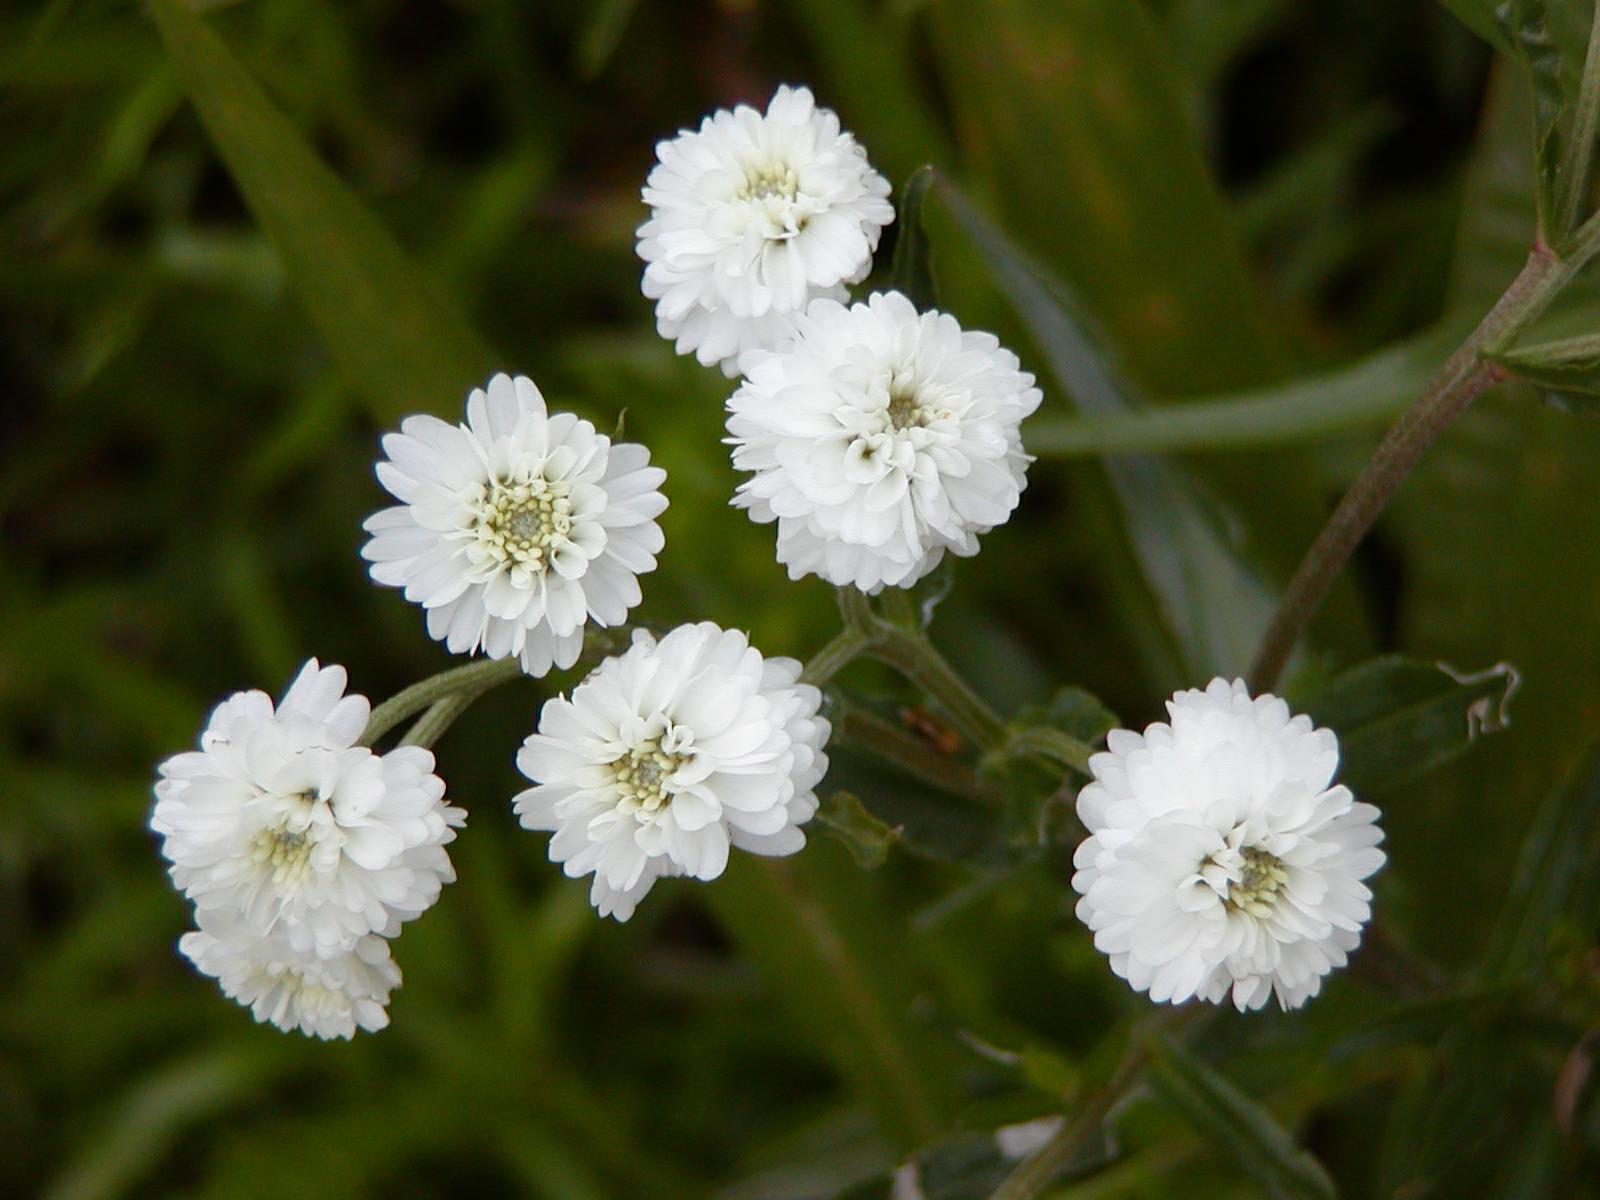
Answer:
[363,373,669,676]
[637,83,893,376]
[180,909,401,1040]
[727,290,1042,592]
[152,659,465,958]
[513,622,830,921]
[1072,678,1386,1012]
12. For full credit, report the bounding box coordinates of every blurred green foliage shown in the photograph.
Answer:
[4,1,1600,1197]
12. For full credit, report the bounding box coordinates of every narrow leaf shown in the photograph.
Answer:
[705,847,959,1152]
[1482,736,1600,979]
[1437,0,1597,237]
[147,0,496,423]
[930,0,1283,393]
[941,180,1277,679]
[1298,657,1519,796]
[1148,1037,1338,1200]
[1025,326,1459,457]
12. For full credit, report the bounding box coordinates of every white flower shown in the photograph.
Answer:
[513,622,830,921]
[1072,678,1386,1012]
[151,659,465,958]
[179,909,401,1040]
[637,83,893,376]
[362,373,669,676]
[727,290,1042,592]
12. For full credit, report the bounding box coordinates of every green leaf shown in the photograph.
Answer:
[940,180,1277,680]
[1016,686,1119,750]
[1481,736,1600,979]
[815,791,902,869]
[147,0,496,423]
[888,165,938,311]
[1147,1037,1338,1200]
[1025,326,1460,457]
[44,1047,286,1200]
[1437,0,1598,238]
[1298,656,1520,797]
[783,0,953,182]
[1487,328,1600,410]
[930,0,1284,395]
[705,847,961,1153]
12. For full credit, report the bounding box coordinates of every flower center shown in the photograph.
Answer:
[610,739,690,815]
[738,160,799,203]
[476,477,572,576]
[251,792,321,887]
[1225,846,1289,918]
[887,383,930,431]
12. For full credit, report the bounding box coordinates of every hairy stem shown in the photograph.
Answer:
[399,689,485,749]
[835,703,996,801]
[361,656,527,746]
[1247,245,1563,692]
[993,726,1096,775]
[869,624,1005,750]
[828,586,1007,749]
[802,626,872,686]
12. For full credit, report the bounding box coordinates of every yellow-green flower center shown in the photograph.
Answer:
[478,478,572,575]
[738,161,799,203]
[1225,847,1289,918]
[610,740,690,813]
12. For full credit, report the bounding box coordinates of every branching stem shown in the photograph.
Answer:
[1247,243,1571,692]
[361,656,528,746]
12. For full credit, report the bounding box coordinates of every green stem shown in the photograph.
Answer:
[868,624,1005,750]
[361,656,527,746]
[836,704,996,802]
[1247,243,1566,692]
[836,585,877,631]
[988,1007,1211,1200]
[879,586,921,629]
[994,726,1096,776]
[399,689,484,749]
[802,626,871,686]
[830,585,1006,749]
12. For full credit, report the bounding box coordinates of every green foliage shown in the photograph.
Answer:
[941,180,1277,682]
[146,0,497,424]
[1440,0,1598,236]
[5,1,1600,1198]
[1298,656,1519,796]
[815,791,904,869]
[1147,1036,1337,1200]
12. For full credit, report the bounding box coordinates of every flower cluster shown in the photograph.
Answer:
[152,660,464,1038]
[154,80,1389,1039]
[1071,679,1385,1011]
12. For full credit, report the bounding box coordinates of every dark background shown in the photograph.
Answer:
[4,1,1599,1197]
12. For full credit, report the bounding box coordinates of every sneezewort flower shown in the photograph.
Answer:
[727,290,1041,591]
[637,83,893,376]
[1072,678,1386,1012]
[180,909,401,1040]
[362,373,668,676]
[512,622,830,921]
[151,659,464,958]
